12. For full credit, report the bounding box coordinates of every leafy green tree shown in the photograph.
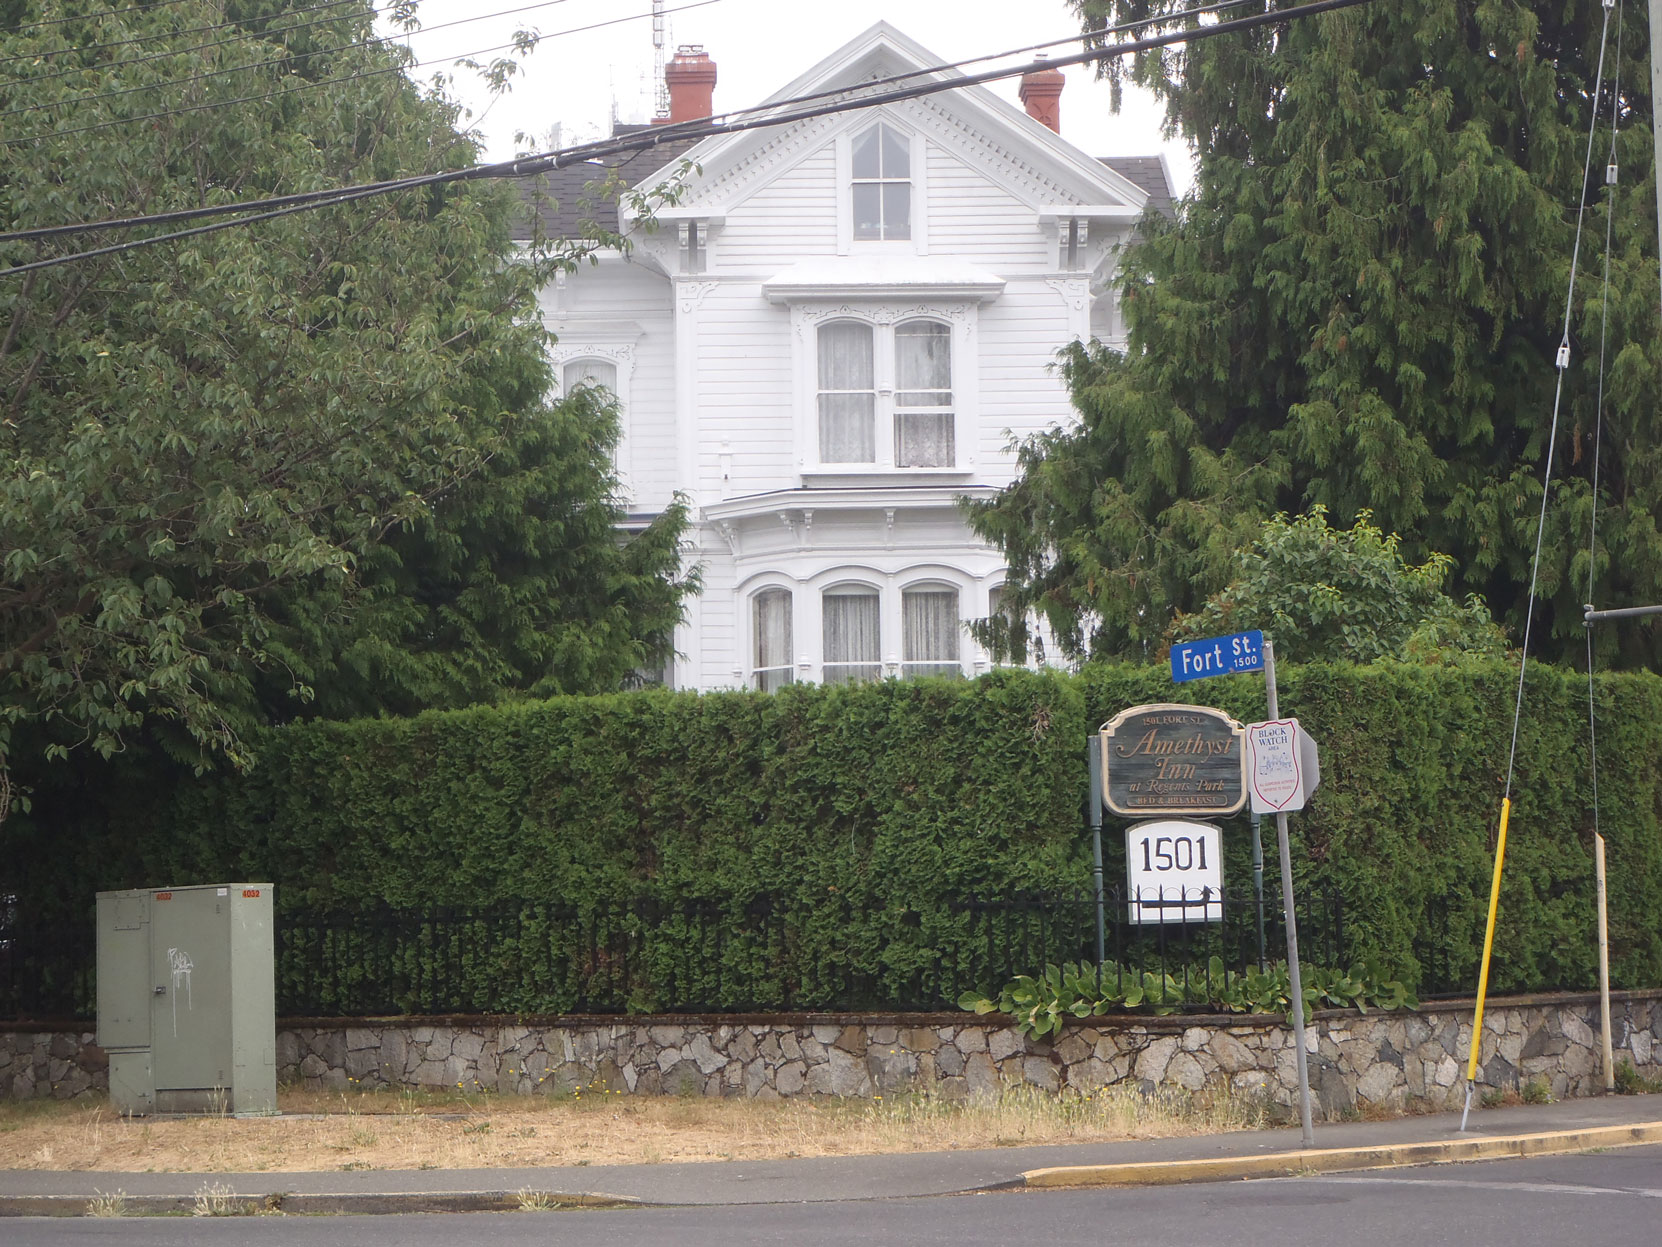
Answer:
[0,1,688,808]
[1171,507,1506,664]
[970,0,1660,668]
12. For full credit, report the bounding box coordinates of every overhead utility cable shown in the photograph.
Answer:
[0,0,1382,274]
[0,0,363,69]
[1459,0,1617,1132]
[0,0,722,149]
[2,0,205,38]
[0,0,581,122]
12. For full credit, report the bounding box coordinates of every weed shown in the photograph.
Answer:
[1614,1060,1662,1095]
[462,1119,492,1135]
[86,1189,127,1218]
[349,1126,379,1148]
[192,1182,251,1217]
[1521,1077,1553,1105]
[515,1188,560,1212]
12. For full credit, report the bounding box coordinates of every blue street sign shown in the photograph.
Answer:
[1170,630,1266,683]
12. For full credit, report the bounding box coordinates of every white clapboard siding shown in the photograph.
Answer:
[924,146,1053,269]
[715,145,840,271]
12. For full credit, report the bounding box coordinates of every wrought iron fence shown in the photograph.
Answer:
[0,886,1351,1022]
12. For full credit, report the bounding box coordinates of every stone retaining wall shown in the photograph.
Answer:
[6,991,1658,1118]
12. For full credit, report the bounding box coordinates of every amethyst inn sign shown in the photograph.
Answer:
[1099,704,1248,818]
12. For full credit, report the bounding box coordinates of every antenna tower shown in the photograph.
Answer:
[652,0,670,119]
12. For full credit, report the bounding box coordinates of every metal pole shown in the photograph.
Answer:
[1088,734,1107,966]
[1583,602,1662,622]
[1651,0,1662,317]
[1596,834,1615,1091]
[1252,817,1267,970]
[1265,638,1315,1148]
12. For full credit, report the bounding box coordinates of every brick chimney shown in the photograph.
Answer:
[658,45,717,124]
[1018,58,1065,134]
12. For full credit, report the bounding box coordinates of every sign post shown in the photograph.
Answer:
[1259,637,1315,1150]
[1166,629,1316,1150]
[1087,737,1107,966]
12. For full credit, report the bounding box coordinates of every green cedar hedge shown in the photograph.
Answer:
[7,661,1661,1005]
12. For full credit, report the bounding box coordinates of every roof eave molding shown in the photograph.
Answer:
[627,21,1150,215]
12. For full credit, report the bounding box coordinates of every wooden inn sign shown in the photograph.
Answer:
[1099,703,1247,818]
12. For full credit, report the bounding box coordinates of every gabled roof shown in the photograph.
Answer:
[625,22,1158,221]
[510,24,1174,240]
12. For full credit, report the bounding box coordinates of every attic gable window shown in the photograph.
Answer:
[851,123,910,241]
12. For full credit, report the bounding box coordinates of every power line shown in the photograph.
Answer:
[0,0,1382,273]
[0,0,364,69]
[0,0,1287,243]
[2,0,203,39]
[0,0,371,87]
[0,0,582,123]
[0,0,723,149]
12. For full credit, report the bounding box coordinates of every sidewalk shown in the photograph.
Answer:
[2,1094,1658,1216]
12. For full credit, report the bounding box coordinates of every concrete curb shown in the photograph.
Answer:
[1022,1121,1662,1189]
[1,1190,640,1218]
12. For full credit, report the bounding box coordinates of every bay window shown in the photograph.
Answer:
[752,588,794,692]
[902,586,961,679]
[823,586,881,684]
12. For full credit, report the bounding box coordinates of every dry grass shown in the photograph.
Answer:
[0,1082,1278,1174]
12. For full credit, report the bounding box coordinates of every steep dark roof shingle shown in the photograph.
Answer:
[510,130,702,241]
[1099,155,1176,220]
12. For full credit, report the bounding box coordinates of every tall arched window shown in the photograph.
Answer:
[851,123,911,241]
[823,585,881,683]
[893,319,952,467]
[817,321,876,463]
[562,357,617,397]
[902,585,961,679]
[753,588,794,692]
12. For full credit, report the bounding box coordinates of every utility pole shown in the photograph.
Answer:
[1651,0,1662,312]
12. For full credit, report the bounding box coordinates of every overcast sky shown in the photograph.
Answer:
[384,0,1196,195]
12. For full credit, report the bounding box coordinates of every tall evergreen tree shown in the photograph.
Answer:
[970,0,1661,667]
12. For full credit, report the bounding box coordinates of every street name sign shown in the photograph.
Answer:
[1244,718,1322,815]
[1125,819,1224,924]
[1099,704,1247,818]
[1170,630,1266,683]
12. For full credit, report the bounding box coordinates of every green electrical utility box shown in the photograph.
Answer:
[95,884,277,1116]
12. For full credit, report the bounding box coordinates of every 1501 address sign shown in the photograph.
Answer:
[1125,819,1223,925]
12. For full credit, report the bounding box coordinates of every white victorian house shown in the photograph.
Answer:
[519,23,1171,692]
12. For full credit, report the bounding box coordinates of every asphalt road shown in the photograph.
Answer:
[7,1145,1661,1246]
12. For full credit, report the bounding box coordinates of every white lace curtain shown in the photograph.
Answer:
[823,588,880,683]
[563,358,617,395]
[753,589,793,692]
[894,320,952,467]
[903,587,960,678]
[817,322,875,462]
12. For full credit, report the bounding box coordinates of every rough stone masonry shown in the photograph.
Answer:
[5,991,1658,1119]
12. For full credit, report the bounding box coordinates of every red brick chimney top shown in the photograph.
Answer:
[1018,59,1065,134]
[658,44,717,125]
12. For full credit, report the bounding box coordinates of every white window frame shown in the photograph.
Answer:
[900,581,963,680]
[790,304,976,478]
[820,580,883,685]
[836,121,929,255]
[751,585,796,692]
[549,338,637,500]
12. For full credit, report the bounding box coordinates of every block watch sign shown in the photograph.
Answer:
[1099,704,1247,818]
[1245,718,1321,815]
